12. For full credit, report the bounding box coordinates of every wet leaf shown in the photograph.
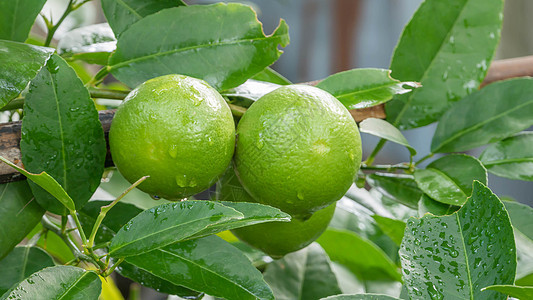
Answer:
[322,294,401,300]
[480,131,533,181]
[359,118,416,156]
[0,246,54,295]
[20,55,106,214]
[418,194,459,217]
[263,243,342,300]
[0,0,46,42]
[0,40,54,107]
[386,0,503,129]
[57,23,116,65]
[122,235,274,300]
[372,215,406,246]
[0,181,43,260]
[101,0,186,37]
[316,68,419,109]
[222,79,280,101]
[400,181,515,299]
[108,3,289,90]
[317,228,401,282]
[366,173,422,209]
[431,78,533,153]
[481,285,533,299]
[251,67,291,85]
[0,266,101,300]
[108,200,243,257]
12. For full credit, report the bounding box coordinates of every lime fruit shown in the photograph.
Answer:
[217,167,336,258]
[234,85,361,218]
[109,74,235,199]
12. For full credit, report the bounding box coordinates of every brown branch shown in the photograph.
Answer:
[1,55,533,183]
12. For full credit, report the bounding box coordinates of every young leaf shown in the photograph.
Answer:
[359,118,416,156]
[122,235,274,300]
[0,246,54,295]
[57,23,117,65]
[0,40,54,106]
[0,266,101,300]
[0,156,75,212]
[316,68,419,109]
[480,131,533,181]
[263,243,342,300]
[481,285,533,299]
[386,0,504,129]
[101,0,186,37]
[400,181,516,299]
[108,3,289,91]
[372,215,406,246]
[108,200,243,257]
[322,294,401,300]
[317,228,401,281]
[366,173,422,209]
[20,55,106,214]
[222,80,281,101]
[251,67,291,85]
[0,0,46,42]
[0,181,43,260]
[431,78,533,153]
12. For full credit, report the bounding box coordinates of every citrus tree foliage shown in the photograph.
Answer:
[1,0,533,299]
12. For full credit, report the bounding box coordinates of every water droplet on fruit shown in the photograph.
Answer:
[168,145,178,158]
[297,190,304,200]
[151,195,161,200]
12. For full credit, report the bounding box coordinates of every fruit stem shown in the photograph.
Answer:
[364,139,387,165]
[360,163,411,172]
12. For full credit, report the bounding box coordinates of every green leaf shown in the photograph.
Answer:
[108,200,243,257]
[480,132,533,181]
[316,68,419,110]
[372,215,406,246]
[222,80,280,101]
[101,0,186,37]
[0,266,101,300]
[20,54,107,214]
[263,243,342,300]
[0,40,54,107]
[0,181,43,260]
[504,201,533,241]
[414,154,487,206]
[418,194,459,217]
[78,200,143,246]
[27,223,75,264]
[0,246,54,295]
[400,181,516,299]
[0,0,47,42]
[317,228,401,281]
[57,23,116,65]
[322,294,401,300]
[359,118,416,156]
[503,201,533,281]
[386,0,504,129]
[366,173,422,209]
[122,235,274,300]
[431,78,533,153]
[482,285,533,299]
[0,157,75,212]
[251,67,291,85]
[108,3,289,90]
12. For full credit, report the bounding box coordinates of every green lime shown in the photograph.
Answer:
[217,167,336,258]
[109,74,235,199]
[234,85,361,218]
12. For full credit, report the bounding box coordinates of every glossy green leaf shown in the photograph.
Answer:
[322,294,401,300]
[0,246,54,295]
[189,201,290,239]
[263,243,342,300]
[482,285,533,299]
[251,67,291,85]
[123,235,274,300]
[222,80,280,101]
[480,132,533,181]
[504,201,533,241]
[386,0,503,129]
[0,266,101,300]
[400,181,515,299]
[57,23,116,65]
[78,200,143,246]
[0,0,46,41]
[316,68,419,109]
[20,55,106,215]
[108,200,243,257]
[359,118,416,156]
[418,194,459,217]
[372,215,406,246]
[0,157,75,212]
[0,40,54,106]
[431,78,533,153]
[503,201,533,281]
[101,0,186,37]
[366,173,422,209]
[0,181,43,260]
[317,228,401,281]
[108,3,289,90]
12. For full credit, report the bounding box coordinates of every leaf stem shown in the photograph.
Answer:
[41,215,93,262]
[43,0,74,47]
[102,258,124,277]
[360,163,411,172]
[87,67,111,86]
[365,139,387,165]
[88,87,130,99]
[415,153,434,166]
